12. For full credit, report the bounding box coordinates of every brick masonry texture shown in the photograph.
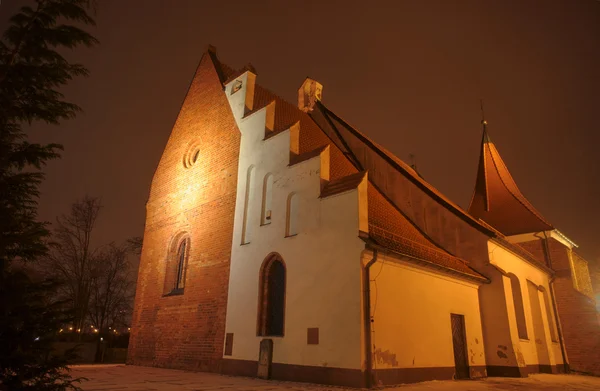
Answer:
[127,53,241,372]
[523,238,600,375]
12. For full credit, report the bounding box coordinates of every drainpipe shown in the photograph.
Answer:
[541,231,569,374]
[363,249,378,388]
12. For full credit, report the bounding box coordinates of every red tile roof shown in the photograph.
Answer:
[368,224,486,280]
[468,128,553,236]
[321,171,367,198]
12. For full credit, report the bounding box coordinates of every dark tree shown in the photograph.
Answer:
[43,196,136,336]
[0,1,97,389]
[45,196,102,334]
[89,242,135,336]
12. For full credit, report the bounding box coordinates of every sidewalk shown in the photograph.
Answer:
[71,364,600,391]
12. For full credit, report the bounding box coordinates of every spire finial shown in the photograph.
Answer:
[480,99,490,143]
[480,99,488,128]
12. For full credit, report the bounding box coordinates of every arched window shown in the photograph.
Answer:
[257,253,286,336]
[286,193,299,237]
[241,165,255,244]
[508,273,528,339]
[540,287,558,342]
[164,235,189,295]
[261,173,273,225]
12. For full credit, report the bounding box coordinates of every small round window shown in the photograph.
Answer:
[183,143,201,168]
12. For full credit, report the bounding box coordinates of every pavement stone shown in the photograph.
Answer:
[70,365,600,391]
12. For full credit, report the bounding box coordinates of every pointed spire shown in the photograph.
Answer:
[468,110,553,236]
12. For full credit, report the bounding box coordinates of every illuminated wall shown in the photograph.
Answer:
[128,51,241,372]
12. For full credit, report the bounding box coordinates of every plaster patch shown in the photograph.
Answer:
[373,348,399,367]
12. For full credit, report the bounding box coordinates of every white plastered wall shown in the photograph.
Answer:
[487,241,563,369]
[222,74,366,370]
[364,251,486,373]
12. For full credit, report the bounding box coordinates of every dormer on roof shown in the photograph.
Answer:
[468,122,553,236]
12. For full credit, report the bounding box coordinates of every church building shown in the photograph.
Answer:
[128,47,598,386]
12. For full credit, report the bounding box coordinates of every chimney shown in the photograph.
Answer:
[298,78,323,113]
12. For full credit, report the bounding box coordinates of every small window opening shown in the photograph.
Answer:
[261,174,273,225]
[286,193,299,237]
[191,149,200,164]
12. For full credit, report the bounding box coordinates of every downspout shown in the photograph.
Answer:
[541,231,569,373]
[363,249,378,388]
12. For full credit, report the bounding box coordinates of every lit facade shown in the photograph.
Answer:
[128,47,596,386]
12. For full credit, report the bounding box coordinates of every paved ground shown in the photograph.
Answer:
[71,364,600,391]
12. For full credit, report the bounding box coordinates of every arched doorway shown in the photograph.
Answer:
[257,253,286,337]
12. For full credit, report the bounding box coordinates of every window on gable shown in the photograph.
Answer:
[164,235,189,296]
[286,193,299,237]
[257,253,286,337]
[261,174,273,225]
[508,273,528,340]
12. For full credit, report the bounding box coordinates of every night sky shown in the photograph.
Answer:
[1,0,598,264]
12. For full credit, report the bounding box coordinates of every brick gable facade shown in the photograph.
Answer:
[127,52,240,372]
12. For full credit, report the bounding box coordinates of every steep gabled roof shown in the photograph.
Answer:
[210,54,486,282]
[310,102,495,236]
[468,127,553,236]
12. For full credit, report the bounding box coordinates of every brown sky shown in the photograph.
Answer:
[1,0,599,262]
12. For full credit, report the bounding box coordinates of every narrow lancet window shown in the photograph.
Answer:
[175,240,187,290]
[508,273,528,339]
[241,165,255,244]
[286,193,298,237]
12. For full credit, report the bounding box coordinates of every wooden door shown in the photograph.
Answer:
[451,313,469,379]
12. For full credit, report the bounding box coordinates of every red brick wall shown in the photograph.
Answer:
[517,239,548,267]
[545,238,600,375]
[127,52,240,372]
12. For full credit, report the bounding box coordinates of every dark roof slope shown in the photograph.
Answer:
[468,128,553,235]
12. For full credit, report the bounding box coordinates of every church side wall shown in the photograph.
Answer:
[487,241,564,375]
[364,251,486,385]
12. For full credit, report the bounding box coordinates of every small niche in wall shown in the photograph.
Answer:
[307,328,319,345]
[224,333,234,356]
[231,80,242,95]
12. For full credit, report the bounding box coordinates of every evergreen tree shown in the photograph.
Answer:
[0,1,98,389]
